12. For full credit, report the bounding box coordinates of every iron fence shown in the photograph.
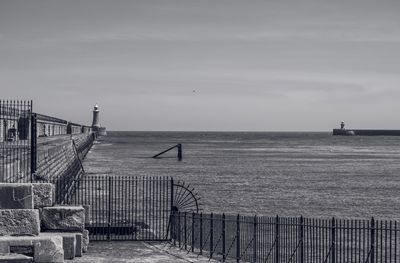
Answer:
[0,100,34,182]
[171,212,400,263]
[53,175,174,241]
[1,99,95,183]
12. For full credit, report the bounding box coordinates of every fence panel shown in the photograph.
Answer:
[171,212,400,263]
[0,100,33,182]
[55,175,173,241]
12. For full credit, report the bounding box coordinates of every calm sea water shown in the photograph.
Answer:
[83,131,400,220]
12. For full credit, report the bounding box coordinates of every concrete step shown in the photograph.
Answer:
[41,232,84,259]
[0,235,64,263]
[0,253,33,263]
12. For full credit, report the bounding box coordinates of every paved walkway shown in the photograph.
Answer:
[68,241,221,263]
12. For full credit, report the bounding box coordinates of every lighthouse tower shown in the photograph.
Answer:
[92,104,100,128]
[91,104,107,136]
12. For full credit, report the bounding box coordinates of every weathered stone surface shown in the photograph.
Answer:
[0,183,33,209]
[33,236,64,263]
[82,204,91,226]
[82,230,89,253]
[0,235,64,263]
[0,210,40,236]
[32,183,55,208]
[74,233,83,257]
[41,206,85,232]
[0,253,33,262]
[41,232,76,259]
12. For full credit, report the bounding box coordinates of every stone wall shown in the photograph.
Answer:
[0,182,90,262]
[34,134,95,205]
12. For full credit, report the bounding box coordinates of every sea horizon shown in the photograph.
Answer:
[84,131,400,220]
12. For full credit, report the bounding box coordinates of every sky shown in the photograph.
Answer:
[1,0,400,131]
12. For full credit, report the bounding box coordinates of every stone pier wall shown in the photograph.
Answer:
[36,133,94,183]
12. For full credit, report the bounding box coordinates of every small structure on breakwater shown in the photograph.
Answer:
[333,121,400,136]
[91,104,107,136]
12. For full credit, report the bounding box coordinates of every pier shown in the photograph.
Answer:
[333,121,400,136]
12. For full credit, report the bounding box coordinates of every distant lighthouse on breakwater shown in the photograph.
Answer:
[91,104,107,136]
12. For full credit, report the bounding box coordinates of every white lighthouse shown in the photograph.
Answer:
[92,104,100,128]
[91,104,107,136]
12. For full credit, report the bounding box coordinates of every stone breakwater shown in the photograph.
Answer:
[36,133,95,182]
[0,133,95,184]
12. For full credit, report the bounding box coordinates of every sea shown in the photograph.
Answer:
[83,131,400,220]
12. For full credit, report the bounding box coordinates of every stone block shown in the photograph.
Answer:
[33,236,64,263]
[0,235,64,263]
[41,233,76,260]
[74,233,83,257]
[0,210,40,236]
[41,206,85,232]
[82,204,91,226]
[0,183,33,209]
[32,183,55,208]
[0,253,33,262]
[82,230,89,253]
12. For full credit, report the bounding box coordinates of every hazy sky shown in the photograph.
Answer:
[1,0,400,131]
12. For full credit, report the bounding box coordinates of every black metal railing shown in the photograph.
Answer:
[53,175,174,241]
[1,99,95,183]
[0,100,33,182]
[171,212,400,263]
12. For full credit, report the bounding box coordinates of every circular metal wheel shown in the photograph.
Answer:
[172,180,201,213]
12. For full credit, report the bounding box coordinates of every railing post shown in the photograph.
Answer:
[184,212,187,250]
[331,217,336,263]
[107,176,112,241]
[200,213,203,255]
[30,112,37,182]
[370,217,375,263]
[210,213,214,259]
[172,211,176,246]
[178,212,181,247]
[191,212,195,252]
[236,214,241,263]
[275,215,279,263]
[222,213,226,262]
[253,215,257,263]
[299,216,304,263]
[169,177,174,240]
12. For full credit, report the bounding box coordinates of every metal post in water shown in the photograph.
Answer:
[152,144,183,160]
[177,143,182,160]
